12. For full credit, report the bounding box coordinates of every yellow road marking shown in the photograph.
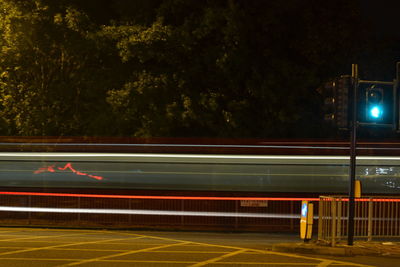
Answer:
[116,231,374,267]
[189,249,248,267]
[0,236,144,257]
[0,257,77,262]
[145,250,228,253]
[88,259,198,264]
[255,250,373,267]
[211,263,325,265]
[58,241,191,266]
[317,260,335,267]
[0,232,93,242]
[6,258,198,264]
[0,230,24,234]
[0,247,127,252]
[0,258,351,266]
[0,229,375,267]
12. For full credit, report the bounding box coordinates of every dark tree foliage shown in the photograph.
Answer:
[0,0,386,138]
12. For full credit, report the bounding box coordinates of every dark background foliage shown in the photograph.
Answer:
[0,0,398,138]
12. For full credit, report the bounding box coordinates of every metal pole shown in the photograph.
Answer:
[348,64,358,245]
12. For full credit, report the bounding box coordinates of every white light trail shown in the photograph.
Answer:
[1,152,400,161]
[0,206,299,219]
[0,152,347,159]
[1,152,400,165]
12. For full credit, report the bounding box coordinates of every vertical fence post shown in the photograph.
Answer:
[361,199,366,237]
[129,199,132,224]
[396,201,399,236]
[77,196,81,223]
[331,199,337,247]
[379,201,382,237]
[28,195,32,224]
[181,199,185,226]
[235,200,239,230]
[290,200,294,231]
[368,198,373,241]
[390,200,394,237]
[337,198,342,241]
[318,197,323,241]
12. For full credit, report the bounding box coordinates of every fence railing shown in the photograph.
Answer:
[318,196,400,246]
[0,191,312,231]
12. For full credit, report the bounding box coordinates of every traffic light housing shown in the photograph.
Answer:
[322,64,399,131]
[322,75,351,129]
[366,86,383,120]
[357,81,395,127]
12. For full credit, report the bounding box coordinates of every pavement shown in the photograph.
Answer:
[0,227,399,266]
[272,239,400,258]
[0,227,389,267]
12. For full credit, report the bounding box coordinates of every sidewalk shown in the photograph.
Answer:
[150,230,400,258]
[272,240,400,258]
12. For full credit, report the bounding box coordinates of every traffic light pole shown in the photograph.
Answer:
[348,64,358,246]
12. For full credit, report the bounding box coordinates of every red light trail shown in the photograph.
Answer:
[34,163,103,180]
[0,191,399,202]
[0,191,319,201]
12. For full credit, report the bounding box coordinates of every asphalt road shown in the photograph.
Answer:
[0,227,392,267]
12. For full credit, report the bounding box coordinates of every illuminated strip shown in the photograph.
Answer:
[0,142,348,150]
[0,206,299,218]
[0,192,400,202]
[0,152,348,159]
[0,191,399,202]
[2,152,400,161]
[2,142,400,151]
[0,191,319,201]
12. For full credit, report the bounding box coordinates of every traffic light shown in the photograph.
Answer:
[366,85,383,121]
[321,63,400,130]
[322,75,351,129]
[357,81,395,127]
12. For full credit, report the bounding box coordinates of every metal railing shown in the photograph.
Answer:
[0,191,308,231]
[318,196,400,246]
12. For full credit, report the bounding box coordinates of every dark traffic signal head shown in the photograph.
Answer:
[322,76,350,129]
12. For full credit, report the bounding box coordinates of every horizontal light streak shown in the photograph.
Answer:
[2,142,349,149]
[1,152,400,161]
[0,206,299,218]
[2,142,400,151]
[0,152,348,159]
[0,191,399,202]
[0,191,319,201]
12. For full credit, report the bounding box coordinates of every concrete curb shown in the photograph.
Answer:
[272,242,400,258]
